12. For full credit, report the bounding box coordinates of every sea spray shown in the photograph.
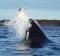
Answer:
[4,8,31,41]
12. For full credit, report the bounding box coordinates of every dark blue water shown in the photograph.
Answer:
[0,26,60,56]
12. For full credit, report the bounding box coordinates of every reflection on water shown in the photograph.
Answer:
[0,26,60,56]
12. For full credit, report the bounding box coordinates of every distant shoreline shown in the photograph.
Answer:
[0,20,60,26]
[0,20,9,26]
[37,20,60,26]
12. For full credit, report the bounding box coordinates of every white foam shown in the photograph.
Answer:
[5,8,31,41]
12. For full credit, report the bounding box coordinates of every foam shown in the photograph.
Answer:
[5,8,31,41]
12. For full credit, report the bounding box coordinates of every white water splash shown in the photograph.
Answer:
[5,8,31,41]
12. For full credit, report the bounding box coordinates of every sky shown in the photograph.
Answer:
[0,0,60,20]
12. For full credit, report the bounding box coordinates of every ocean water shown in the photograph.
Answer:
[0,25,60,56]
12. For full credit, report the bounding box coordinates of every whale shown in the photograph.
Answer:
[28,19,53,48]
[4,8,53,48]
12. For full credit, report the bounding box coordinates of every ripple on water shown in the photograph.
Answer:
[0,26,60,56]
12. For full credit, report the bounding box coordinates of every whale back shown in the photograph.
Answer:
[28,19,53,48]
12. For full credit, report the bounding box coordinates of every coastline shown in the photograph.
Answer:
[0,20,60,26]
[37,20,60,26]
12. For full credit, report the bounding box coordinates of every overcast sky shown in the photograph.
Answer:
[0,0,60,20]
